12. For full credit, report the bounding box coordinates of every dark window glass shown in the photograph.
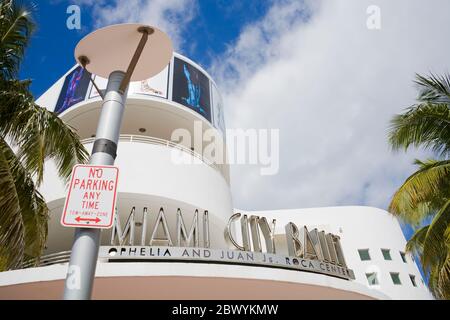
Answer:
[358,249,371,261]
[390,272,401,285]
[366,273,379,286]
[382,249,392,260]
[410,275,417,287]
[400,251,407,263]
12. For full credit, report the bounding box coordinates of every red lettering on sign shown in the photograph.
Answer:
[89,168,103,178]
[82,200,99,210]
[61,165,119,229]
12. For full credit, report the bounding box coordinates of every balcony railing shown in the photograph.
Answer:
[82,135,224,175]
[21,251,72,269]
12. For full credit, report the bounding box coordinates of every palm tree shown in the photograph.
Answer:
[0,0,88,271]
[388,73,450,299]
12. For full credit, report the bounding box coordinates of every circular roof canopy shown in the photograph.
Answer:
[74,24,173,81]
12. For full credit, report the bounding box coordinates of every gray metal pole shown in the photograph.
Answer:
[63,70,128,300]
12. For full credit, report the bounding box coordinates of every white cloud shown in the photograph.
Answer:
[75,0,450,213]
[212,0,450,211]
[75,0,197,50]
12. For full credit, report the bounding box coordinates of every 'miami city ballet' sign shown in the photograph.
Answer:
[99,208,355,280]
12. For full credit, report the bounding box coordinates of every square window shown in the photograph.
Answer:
[400,251,407,263]
[390,272,401,285]
[358,249,371,261]
[382,249,392,260]
[366,273,379,286]
[410,275,417,287]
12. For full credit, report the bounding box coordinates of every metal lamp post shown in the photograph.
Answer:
[63,24,173,300]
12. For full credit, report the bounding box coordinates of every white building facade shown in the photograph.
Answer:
[0,53,432,300]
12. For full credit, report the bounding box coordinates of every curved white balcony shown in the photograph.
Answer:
[81,134,227,179]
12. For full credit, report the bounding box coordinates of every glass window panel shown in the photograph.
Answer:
[400,251,407,263]
[410,275,417,287]
[382,249,392,260]
[358,249,371,261]
[390,272,401,285]
[366,273,379,286]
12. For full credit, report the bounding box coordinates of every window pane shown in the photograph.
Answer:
[382,249,392,260]
[358,249,371,261]
[410,275,417,287]
[400,251,407,263]
[366,273,379,286]
[390,272,401,285]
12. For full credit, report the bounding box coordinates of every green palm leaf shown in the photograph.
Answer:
[0,80,89,185]
[1,136,48,262]
[0,0,35,80]
[389,103,450,157]
[415,73,450,105]
[438,250,450,300]
[389,72,450,299]
[406,225,429,255]
[0,137,25,270]
[0,0,87,271]
[389,159,450,225]
[421,201,450,267]
[15,102,89,185]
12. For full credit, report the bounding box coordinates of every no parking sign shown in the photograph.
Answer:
[61,165,119,229]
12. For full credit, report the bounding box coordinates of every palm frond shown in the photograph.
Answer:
[0,79,89,185]
[422,200,450,268]
[0,136,49,270]
[438,249,450,300]
[406,225,450,299]
[0,78,33,135]
[389,103,450,157]
[406,225,429,255]
[0,0,36,80]
[389,72,450,299]
[4,139,48,260]
[16,103,89,184]
[428,262,444,299]
[415,73,450,105]
[0,137,24,270]
[388,159,450,225]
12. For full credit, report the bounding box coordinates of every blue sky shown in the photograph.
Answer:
[20,0,272,97]
[17,1,450,280]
